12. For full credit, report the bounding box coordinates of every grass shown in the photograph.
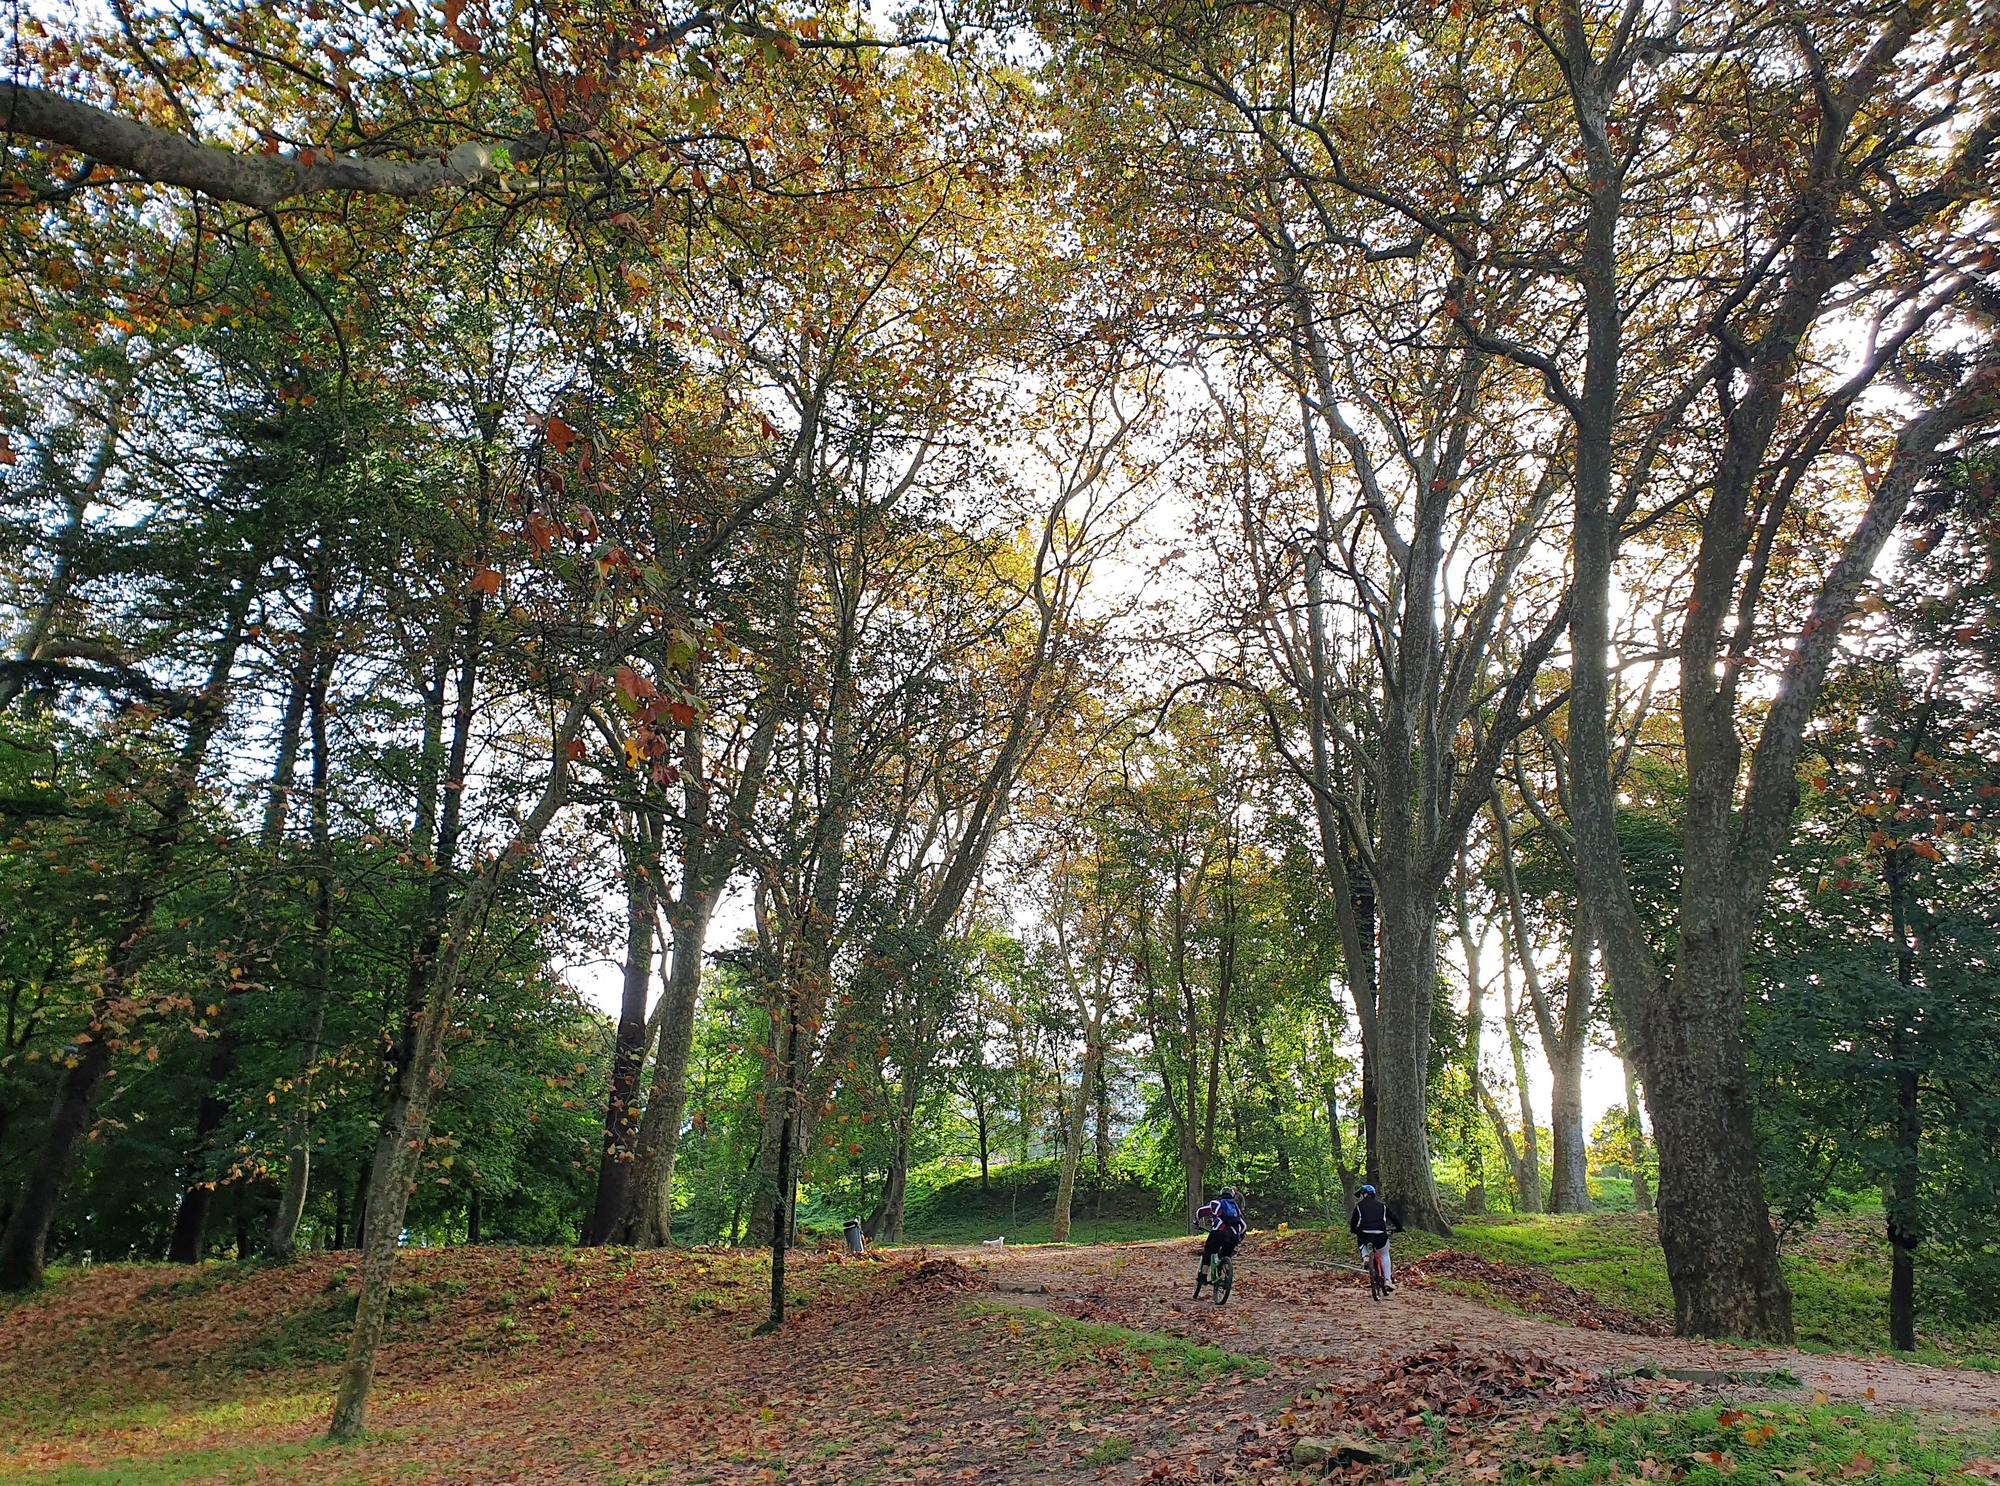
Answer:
[1297,1210,2000,1367]
[229,1278,459,1369]
[965,1300,1269,1384]
[1467,1401,2000,1486]
[2,1439,333,1485]
[1082,1434,1137,1467]
[892,1211,1187,1247]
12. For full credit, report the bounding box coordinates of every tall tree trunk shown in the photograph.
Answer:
[760,986,803,1332]
[1499,960,1544,1214]
[1454,869,1488,1215]
[1093,1060,1111,1216]
[1051,1029,1100,1244]
[588,825,661,1245]
[1621,1050,1652,1214]
[1888,1061,1918,1353]
[878,1121,914,1244]
[1631,924,1792,1342]
[344,1166,367,1251]
[1182,1139,1206,1232]
[1350,859,1381,1185]
[976,1094,992,1191]
[1374,876,1449,1231]
[1548,920,1594,1213]
[1884,849,1922,1353]
[1479,1080,1533,1211]
[1548,1037,1592,1212]
[1557,65,1795,1341]
[0,570,254,1291]
[271,644,336,1262]
[324,691,590,1441]
[616,896,714,1245]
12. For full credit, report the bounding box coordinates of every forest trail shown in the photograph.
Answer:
[969,1237,2000,1418]
[4,1239,1995,1486]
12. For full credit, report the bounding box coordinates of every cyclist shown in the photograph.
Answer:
[1193,1186,1248,1297]
[1349,1183,1402,1292]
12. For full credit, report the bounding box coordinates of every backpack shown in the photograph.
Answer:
[1216,1197,1241,1227]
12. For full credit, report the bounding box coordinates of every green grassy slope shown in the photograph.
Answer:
[1290,1209,1999,1366]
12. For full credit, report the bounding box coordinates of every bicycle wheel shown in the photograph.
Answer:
[1369,1246,1386,1301]
[1215,1254,1233,1305]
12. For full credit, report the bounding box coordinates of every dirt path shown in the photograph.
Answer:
[958,1236,2000,1419]
[7,1240,1994,1486]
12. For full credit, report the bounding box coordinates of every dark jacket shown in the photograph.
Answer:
[1349,1194,1402,1240]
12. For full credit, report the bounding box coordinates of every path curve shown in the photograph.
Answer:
[951,1236,2000,1418]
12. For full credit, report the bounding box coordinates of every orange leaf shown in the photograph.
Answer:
[544,414,579,454]
[469,566,502,596]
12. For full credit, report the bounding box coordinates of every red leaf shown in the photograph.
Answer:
[544,414,579,454]
[614,665,656,701]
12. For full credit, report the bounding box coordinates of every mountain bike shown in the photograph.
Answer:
[1365,1241,1388,1301]
[1205,1248,1234,1305]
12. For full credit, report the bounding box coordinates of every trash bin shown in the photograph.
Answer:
[843,1219,865,1256]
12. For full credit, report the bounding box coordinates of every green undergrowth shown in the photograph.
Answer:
[1452,1402,2000,1486]
[965,1299,1269,1387]
[1293,1212,2000,1366]
[882,1156,1186,1246]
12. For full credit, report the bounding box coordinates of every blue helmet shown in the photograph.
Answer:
[1359,1184,1377,1196]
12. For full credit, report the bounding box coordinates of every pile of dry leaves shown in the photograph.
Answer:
[1406,1249,1669,1335]
[1141,1343,1679,1482]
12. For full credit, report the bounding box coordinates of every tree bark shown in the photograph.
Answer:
[1374,876,1449,1231]
[1093,1060,1112,1205]
[1884,849,1922,1353]
[613,897,712,1245]
[760,988,803,1333]
[1051,1029,1101,1244]
[1632,927,1793,1342]
[1547,1050,1590,1214]
[0,81,501,208]
[587,822,661,1245]
[1499,957,1544,1214]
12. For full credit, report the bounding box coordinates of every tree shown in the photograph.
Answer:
[1754,451,2000,1350]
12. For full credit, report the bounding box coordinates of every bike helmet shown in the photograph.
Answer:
[1359,1183,1377,1196]
[1222,1187,1238,1201]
